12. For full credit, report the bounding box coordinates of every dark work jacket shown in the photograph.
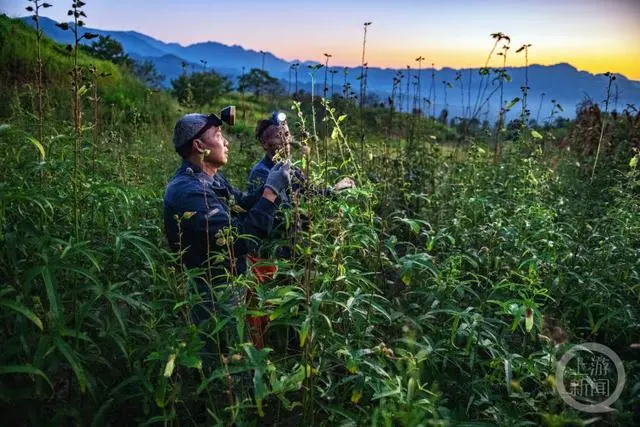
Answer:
[248,155,310,207]
[247,155,275,194]
[164,160,276,280]
[248,155,331,258]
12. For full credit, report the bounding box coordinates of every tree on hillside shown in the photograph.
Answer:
[83,35,130,65]
[171,71,232,106]
[80,36,164,88]
[132,60,165,89]
[237,68,285,98]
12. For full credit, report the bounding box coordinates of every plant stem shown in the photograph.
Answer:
[591,73,615,180]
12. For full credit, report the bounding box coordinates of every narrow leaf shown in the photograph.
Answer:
[0,365,53,391]
[504,97,521,111]
[55,337,88,393]
[41,267,61,320]
[0,300,44,330]
[531,130,543,140]
[27,136,46,161]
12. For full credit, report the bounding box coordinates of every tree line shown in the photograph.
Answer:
[84,35,286,106]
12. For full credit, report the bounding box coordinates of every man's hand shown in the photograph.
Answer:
[264,160,292,199]
[262,187,278,203]
[333,177,356,192]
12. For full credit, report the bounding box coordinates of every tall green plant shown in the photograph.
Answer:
[591,71,617,180]
[55,0,97,237]
[25,0,52,147]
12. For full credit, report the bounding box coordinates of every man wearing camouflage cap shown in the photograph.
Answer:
[163,109,291,324]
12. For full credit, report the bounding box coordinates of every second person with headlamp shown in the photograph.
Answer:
[244,111,355,348]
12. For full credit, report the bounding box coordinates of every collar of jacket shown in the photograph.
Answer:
[178,159,230,191]
[262,155,275,169]
[178,159,205,176]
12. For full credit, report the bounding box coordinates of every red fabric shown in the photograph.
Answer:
[247,314,268,349]
[246,255,276,349]
[247,255,277,282]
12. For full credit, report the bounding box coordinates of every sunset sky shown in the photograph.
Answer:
[3,0,640,79]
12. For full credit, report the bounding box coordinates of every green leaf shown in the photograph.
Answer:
[172,301,189,311]
[40,267,61,320]
[77,85,89,97]
[504,97,521,111]
[0,364,53,391]
[372,377,402,399]
[27,136,45,161]
[178,354,202,370]
[504,359,512,394]
[55,337,88,393]
[243,344,272,418]
[91,398,114,427]
[401,271,411,286]
[0,300,44,331]
[114,231,159,276]
[299,316,310,348]
[407,377,417,402]
[531,129,543,140]
[163,353,176,377]
[630,155,638,169]
[525,308,534,332]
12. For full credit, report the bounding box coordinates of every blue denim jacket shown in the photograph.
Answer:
[164,160,276,279]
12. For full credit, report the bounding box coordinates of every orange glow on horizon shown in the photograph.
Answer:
[273,44,640,81]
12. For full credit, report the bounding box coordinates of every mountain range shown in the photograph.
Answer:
[22,16,640,121]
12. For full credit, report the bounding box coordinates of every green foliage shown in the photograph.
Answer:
[0,15,176,126]
[238,68,286,98]
[81,35,129,65]
[130,59,165,89]
[171,71,232,107]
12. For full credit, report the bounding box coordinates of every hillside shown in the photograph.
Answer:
[0,15,176,125]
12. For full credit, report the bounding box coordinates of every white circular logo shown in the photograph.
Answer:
[556,342,626,413]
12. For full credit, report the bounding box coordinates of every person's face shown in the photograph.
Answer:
[194,126,229,167]
[261,122,291,159]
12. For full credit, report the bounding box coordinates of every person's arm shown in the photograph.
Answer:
[186,163,289,259]
[217,172,265,211]
[247,168,269,194]
[182,184,278,259]
[233,162,290,210]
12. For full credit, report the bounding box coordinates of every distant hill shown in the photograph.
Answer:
[21,16,640,120]
[0,15,176,122]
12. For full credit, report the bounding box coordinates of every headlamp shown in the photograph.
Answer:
[188,105,235,145]
[270,111,287,126]
[220,105,235,126]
